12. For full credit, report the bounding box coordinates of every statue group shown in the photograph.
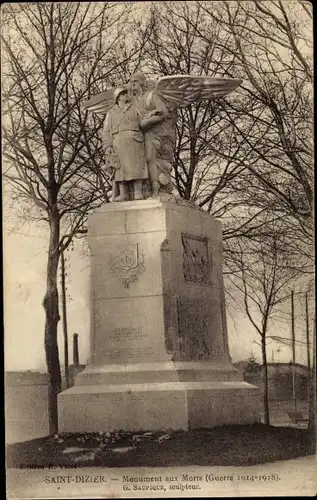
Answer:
[83,73,242,202]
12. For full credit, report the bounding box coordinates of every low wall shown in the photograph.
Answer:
[5,367,86,444]
[5,372,49,444]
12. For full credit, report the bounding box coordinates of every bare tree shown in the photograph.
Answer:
[2,2,148,434]
[228,231,301,424]
[193,0,313,269]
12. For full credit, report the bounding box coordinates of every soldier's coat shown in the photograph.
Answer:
[103,102,148,182]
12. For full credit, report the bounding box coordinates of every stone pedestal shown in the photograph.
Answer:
[58,196,260,432]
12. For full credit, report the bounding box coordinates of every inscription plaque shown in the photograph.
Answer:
[109,327,144,341]
[105,347,155,359]
[182,234,211,285]
[106,327,153,359]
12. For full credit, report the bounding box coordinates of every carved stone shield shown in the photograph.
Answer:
[108,244,145,288]
[115,247,138,271]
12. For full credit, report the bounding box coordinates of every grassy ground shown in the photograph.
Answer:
[6,424,313,469]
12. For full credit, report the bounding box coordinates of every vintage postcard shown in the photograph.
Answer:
[3,1,316,498]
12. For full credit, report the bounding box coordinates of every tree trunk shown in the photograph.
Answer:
[308,317,316,453]
[261,335,270,425]
[43,210,61,435]
[61,251,70,389]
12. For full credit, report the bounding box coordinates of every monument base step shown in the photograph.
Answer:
[74,361,242,385]
[58,380,260,433]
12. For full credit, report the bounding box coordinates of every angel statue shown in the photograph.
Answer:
[82,74,242,201]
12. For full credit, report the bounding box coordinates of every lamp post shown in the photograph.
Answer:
[291,290,296,411]
[60,250,69,389]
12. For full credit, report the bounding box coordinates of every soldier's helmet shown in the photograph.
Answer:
[114,87,128,103]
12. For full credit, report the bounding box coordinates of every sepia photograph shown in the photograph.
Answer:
[3,1,315,498]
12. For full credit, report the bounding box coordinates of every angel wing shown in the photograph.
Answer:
[81,88,116,114]
[155,75,242,111]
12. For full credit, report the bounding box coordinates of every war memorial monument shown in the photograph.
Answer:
[58,73,260,432]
